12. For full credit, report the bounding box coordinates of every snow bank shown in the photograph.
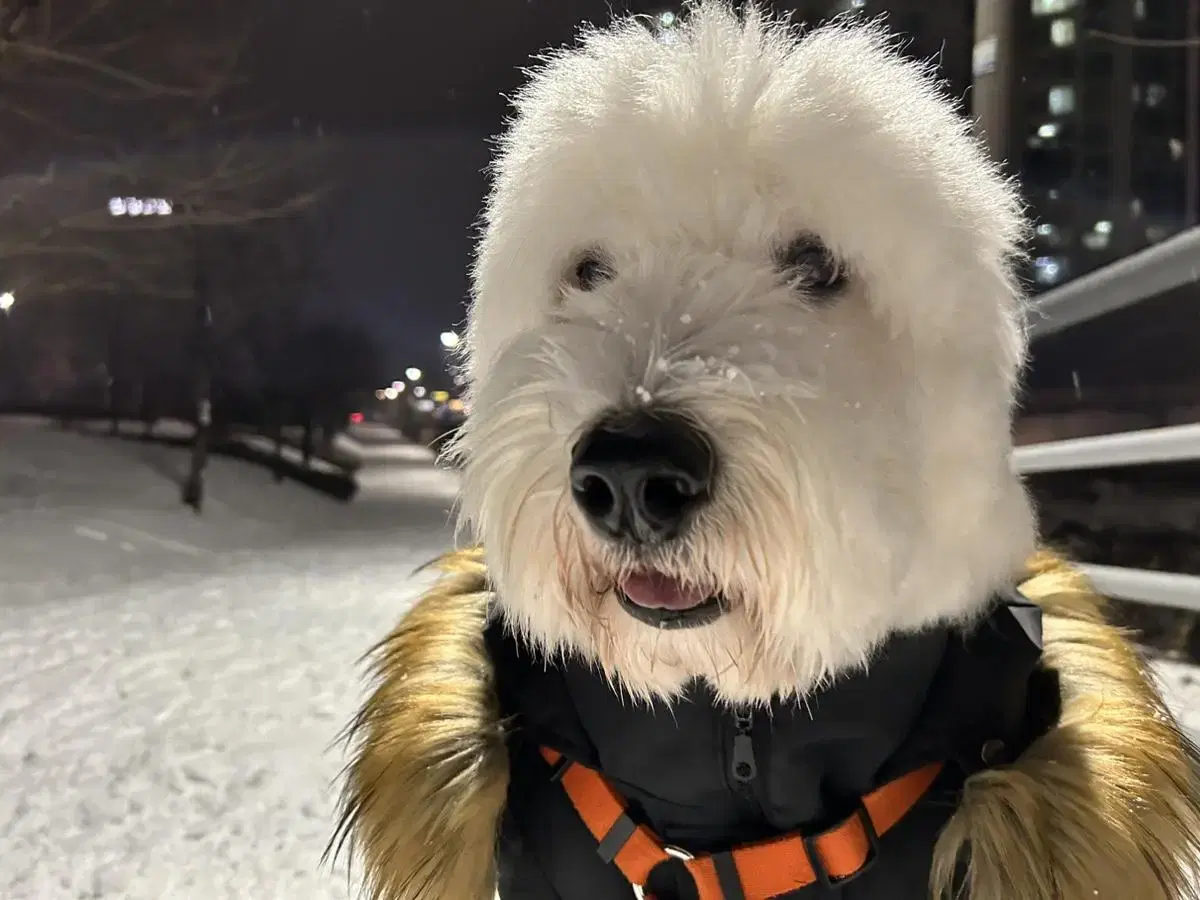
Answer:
[0,545,445,900]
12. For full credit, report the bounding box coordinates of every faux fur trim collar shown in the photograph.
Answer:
[331,550,1200,900]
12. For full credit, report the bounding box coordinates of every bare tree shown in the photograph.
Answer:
[0,0,334,510]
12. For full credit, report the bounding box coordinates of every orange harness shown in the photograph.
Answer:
[540,746,943,900]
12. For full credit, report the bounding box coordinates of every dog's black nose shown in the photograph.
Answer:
[570,410,714,543]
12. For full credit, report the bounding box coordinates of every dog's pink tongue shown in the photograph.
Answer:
[621,572,706,610]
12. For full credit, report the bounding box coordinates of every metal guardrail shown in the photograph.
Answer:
[1079,564,1200,613]
[1012,423,1200,473]
[1024,229,1200,611]
[1014,425,1200,611]
[1030,224,1200,337]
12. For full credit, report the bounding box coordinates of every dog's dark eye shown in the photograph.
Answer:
[568,251,614,291]
[777,236,847,295]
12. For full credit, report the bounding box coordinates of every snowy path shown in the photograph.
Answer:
[2,417,1199,899]
[0,419,455,899]
[0,547,440,899]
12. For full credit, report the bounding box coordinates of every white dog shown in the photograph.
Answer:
[337,6,1200,899]
[453,2,1034,705]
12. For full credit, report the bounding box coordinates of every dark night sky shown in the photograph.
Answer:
[220,0,674,385]
[27,0,1188,401]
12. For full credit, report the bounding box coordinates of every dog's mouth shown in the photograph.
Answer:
[617,571,727,629]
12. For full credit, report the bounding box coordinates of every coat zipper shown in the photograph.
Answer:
[729,707,758,794]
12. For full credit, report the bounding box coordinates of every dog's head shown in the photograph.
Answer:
[449,2,1035,704]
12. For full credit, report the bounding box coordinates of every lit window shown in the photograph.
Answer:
[653,9,682,42]
[1134,0,1146,19]
[1048,85,1075,115]
[1033,255,1068,285]
[1082,220,1112,250]
[1032,0,1077,15]
[1049,18,1075,46]
[1037,122,1059,139]
[1035,222,1065,246]
[1169,138,1184,160]
[1146,83,1166,107]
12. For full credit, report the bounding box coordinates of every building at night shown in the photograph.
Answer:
[973,0,1200,292]
[969,0,1200,442]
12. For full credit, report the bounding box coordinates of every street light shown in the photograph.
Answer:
[405,367,423,382]
[0,291,13,314]
[108,197,173,217]
[440,330,460,349]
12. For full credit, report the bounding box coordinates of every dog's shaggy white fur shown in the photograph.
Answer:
[449,2,1036,705]
[336,9,1200,899]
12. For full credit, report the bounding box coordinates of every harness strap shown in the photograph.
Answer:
[540,746,942,900]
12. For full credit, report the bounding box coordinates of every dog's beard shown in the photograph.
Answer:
[451,276,1034,704]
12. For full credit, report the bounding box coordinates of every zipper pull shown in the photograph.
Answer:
[731,710,757,784]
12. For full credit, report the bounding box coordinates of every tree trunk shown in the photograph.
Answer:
[301,409,315,467]
[182,226,212,513]
[271,405,285,484]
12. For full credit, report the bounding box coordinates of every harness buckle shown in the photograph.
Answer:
[632,846,694,900]
[802,802,880,890]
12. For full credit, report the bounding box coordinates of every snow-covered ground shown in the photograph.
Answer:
[1,416,1198,899]
[0,418,456,899]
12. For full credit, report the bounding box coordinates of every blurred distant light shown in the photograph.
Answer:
[349,412,364,424]
[383,387,399,400]
[447,398,465,413]
[374,389,385,400]
[659,10,676,26]
[1047,85,1075,116]
[108,197,173,216]
[1049,18,1075,46]
[1033,255,1067,285]
[416,399,436,413]
[1032,0,1079,16]
[405,367,423,381]
[1082,220,1112,251]
[1036,122,1059,139]
[0,291,13,312]
[431,390,450,403]
[439,330,460,349]
[390,380,406,392]
[413,385,427,398]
